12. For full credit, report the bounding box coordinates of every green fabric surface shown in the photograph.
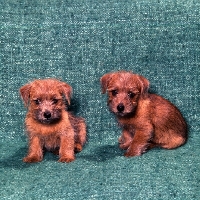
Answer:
[0,0,199,199]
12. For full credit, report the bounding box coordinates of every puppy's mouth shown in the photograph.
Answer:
[39,118,60,124]
[34,110,61,124]
[115,111,134,117]
[112,103,135,117]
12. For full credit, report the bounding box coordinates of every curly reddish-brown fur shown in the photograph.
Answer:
[101,71,187,157]
[20,79,86,163]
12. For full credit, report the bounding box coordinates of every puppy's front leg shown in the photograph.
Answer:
[59,128,75,163]
[125,125,153,157]
[119,129,133,150]
[23,136,43,163]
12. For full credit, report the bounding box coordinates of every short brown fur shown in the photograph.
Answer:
[20,79,86,163]
[100,71,187,157]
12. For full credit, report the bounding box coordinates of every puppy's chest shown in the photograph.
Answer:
[42,135,60,150]
[27,124,58,137]
[26,116,67,136]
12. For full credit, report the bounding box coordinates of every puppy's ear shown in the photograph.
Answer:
[136,74,150,96]
[20,83,32,107]
[60,83,73,105]
[100,73,113,94]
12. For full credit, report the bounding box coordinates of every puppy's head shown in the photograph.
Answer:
[20,79,72,124]
[100,71,149,117]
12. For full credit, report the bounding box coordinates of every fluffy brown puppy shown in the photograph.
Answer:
[101,71,187,157]
[20,79,86,163]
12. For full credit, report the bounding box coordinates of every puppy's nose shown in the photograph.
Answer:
[44,111,51,119]
[117,103,125,112]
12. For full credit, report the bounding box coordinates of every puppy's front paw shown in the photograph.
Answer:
[58,156,75,163]
[119,143,130,150]
[23,155,42,163]
[124,150,141,157]
[124,147,143,157]
[124,143,148,157]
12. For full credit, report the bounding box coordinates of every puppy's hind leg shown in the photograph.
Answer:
[74,117,87,152]
[159,130,186,149]
[59,129,75,163]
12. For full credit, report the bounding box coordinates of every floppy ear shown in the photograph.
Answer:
[20,83,32,107]
[100,73,113,94]
[136,74,150,96]
[60,82,73,105]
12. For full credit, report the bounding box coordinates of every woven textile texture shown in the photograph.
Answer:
[0,0,199,199]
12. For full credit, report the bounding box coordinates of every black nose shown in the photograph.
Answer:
[117,103,125,112]
[44,111,51,119]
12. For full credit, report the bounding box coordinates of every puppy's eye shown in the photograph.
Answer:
[33,99,41,105]
[52,99,58,104]
[128,92,135,98]
[111,90,118,96]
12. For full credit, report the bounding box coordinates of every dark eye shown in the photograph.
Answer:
[52,99,58,104]
[111,90,118,96]
[34,99,41,105]
[128,92,135,98]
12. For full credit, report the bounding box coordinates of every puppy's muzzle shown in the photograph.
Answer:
[117,103,125,113]
[44,110,51,119]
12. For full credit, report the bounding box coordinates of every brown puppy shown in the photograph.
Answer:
[20,79,86,163]
[101,71,187,157]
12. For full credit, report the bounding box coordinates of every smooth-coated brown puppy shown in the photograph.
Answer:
[20,79,86,163]
[101,71,187,157]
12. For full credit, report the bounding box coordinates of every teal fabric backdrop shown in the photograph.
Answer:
[0,0,199,199]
